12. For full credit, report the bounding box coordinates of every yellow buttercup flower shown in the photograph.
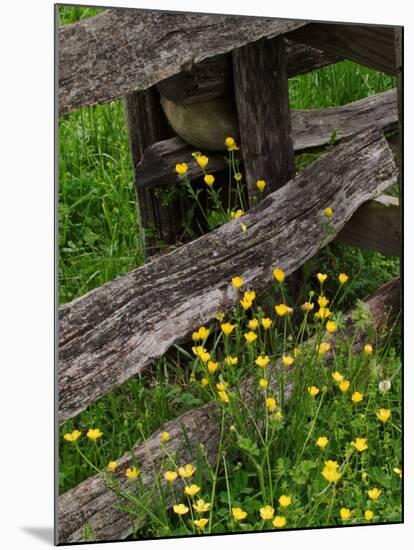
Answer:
[63,429,81,443]
[259,505,274,520]
[339,380,350,393]
[318,342,331,354]
[161,431,170,443]
[173,503,189,516]
[317,273,328,284]
[256,179,266,192]
[199,350,211,363]
[282,354,294,367]
[351,438,368,452]
[184,484,201,497]
[107,461,117,472]
[244,331,257,344]
[232,507,247,521]
[207,360,219,374]
[308,386,320,397]
[316,436,328,449]
[365,510,374,521]
[351,391,364,403]
[339,273,349,284]
[376,408,392,423]
[225,356,238,366]
[368,488,382,501]
[322,460,342,483]
[332,371,344,383]
[201,377,209,386]
[325,207,333,218]
[273,267,285,282]
[361,472,368,482]
[86,428,103,441]
[225,137,240,151]
[240,296,253,310]
[272,516,287,528]
[248,318,259,330]
[178,464,196,478]
[278,495,292,508]
[231,209,244,219]
[315,307,331,320]
[255,355,270,368]
[193,499,211,513]
[197,326,210,339]
[164,470,178,482]
[275,304,289,316]
[193,518,209,529]
[125,467,139,480]
[301,301,314,312]
[221,322,235,336]
[259,378,268,388]
[262,317,273,329]
[175,163,188,175]
[216,382,228,392]
[196,155,208,169]
[364,344,373,354]
[340,508,352,520]
[244,290,256,302]
[218,390,230,403]
[232,276,244,289]
[204,174,215,187]
[215,312,225,322]
[325,320,337,333]
[393,467,402,478]
[318,295,329,307]
[266,397,277,411]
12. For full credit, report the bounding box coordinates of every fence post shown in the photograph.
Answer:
[232,36,296,207]
[123,87,180,259]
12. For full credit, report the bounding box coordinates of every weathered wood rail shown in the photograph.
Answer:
[59,128,397,422]
[59,10,304,115]
[58,277,400,543]
[156,40,342,105]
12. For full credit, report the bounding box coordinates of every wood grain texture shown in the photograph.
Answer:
[138,89,398,189]
[287,23,397,75]
[58,277,400,543]
[337,195,400,256]
[58,129,397,422]
[59,9,304,115]
[157,40,342,105]
[232,37,296,205]
[123,88,182,257]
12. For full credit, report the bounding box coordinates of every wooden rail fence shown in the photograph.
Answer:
[57,8,402,543]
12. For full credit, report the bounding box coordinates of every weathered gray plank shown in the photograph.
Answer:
[156,40,342,105]
[59,9,304,115]
[58,277,400,543]
[58,129,397,422]
[337,195,400,256]
[232,37,295,205]
[139,89,397,188]
[123,88,181,258]
[287,23,397,75]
